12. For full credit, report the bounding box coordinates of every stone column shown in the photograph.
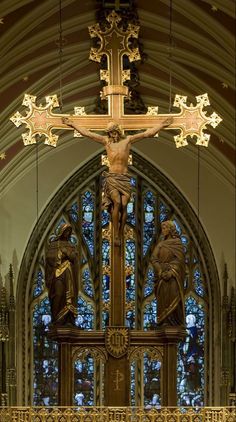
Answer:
[160,326,186,406]
[58,343,73,406]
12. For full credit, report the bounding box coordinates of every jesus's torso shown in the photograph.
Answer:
[105,138,130,174]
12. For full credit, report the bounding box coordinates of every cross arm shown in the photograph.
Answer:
[10,94,112,147]
[10,93,222,148]
[63,117,105,144]
[127,117,173,144]
[120,94,222,148]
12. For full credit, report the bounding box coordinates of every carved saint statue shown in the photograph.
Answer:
[63,118,172,245]
[151,220,185,326]
[45,223,78,325]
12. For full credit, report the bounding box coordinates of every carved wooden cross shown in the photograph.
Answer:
[10,11,222,149]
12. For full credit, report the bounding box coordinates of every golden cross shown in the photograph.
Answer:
[10,11,222,148]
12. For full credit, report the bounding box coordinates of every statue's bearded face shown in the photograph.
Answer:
[109,130,120,142]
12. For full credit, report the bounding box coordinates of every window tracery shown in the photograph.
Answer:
[22,153,218,406]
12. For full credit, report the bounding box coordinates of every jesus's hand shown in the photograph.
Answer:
[62,117,74,128]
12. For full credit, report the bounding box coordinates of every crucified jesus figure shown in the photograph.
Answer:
[63,117,172,246]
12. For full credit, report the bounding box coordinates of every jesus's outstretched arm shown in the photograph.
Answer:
[62,117,105,144]
[126,117,173,144]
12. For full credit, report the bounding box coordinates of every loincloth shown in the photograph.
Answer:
[102,171,131,212]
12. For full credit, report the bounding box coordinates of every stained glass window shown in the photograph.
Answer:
[127,195,136,226]
[74,355,94,405]
[69,201,79,223]
[82,267,94,298]
[193,267,205,297]
[159,201,169,222]
[82,190,94,255]
[75,297,95,330]
[33,297,58,405]
[143,354,161,408]
[102,238,110,327]
[33,268,44,298]
[177,296,205,406]
[30,165,209,407]
[101,209,110,226]
[130,361,136,406]
[143,299,157,330]
[144,267,155,298]
[143,191,155,255]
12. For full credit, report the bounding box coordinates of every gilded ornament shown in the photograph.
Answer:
[105,327,129,358]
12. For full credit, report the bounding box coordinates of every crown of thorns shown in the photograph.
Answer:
[106,122,122,135]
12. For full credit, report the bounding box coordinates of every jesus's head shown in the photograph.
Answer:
[106,122,122,142]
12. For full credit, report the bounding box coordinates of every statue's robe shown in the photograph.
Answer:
[45,240,78,323]
[151,237,185,326]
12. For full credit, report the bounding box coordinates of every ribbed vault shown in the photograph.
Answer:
[0,0,235,184]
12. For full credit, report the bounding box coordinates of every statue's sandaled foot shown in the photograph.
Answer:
[114,236,121,246]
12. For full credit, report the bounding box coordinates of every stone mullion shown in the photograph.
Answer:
[135,176,143,406]
[135,175,143,331]
[136,358,142,406]
[94,176,102,331]
[7,265,17,405]
[94,175,102,405]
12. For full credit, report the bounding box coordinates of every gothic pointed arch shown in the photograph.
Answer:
[16,151,221,405]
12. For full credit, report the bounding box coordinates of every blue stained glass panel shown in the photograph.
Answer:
[177,296,205,406]
[102,274,110,302]
[130,361,136,406]
[33,297,58,405]
[102,240,110,266]
[82,191,94,255]
[143,354,161,407]
[82,267,94,298]
[33,268,44,298]
[75,297,94,330]
[74,356,94,405]
[125,239,136,328]
[159,201,169,223]
[125,239,135,301]
[144,268,155,297]
[69,202,79,222]
[101,209,110,226]
[127,195,136,226]
[126,309,135,328]
[194,268,205,297]
[102,310,110,328]
[143,191,155,255]
[126,239,135,264]
[143,299,157,330]
[70,235,78,245]
[102,239,110,303]
[181,235,188,245]
[173,219,182,235]
[126,273,135,302]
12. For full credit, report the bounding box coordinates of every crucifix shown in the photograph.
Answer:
[10,10,222,407]
[10,10,221,149]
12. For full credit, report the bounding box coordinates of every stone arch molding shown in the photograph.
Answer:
[16,150,220,405]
